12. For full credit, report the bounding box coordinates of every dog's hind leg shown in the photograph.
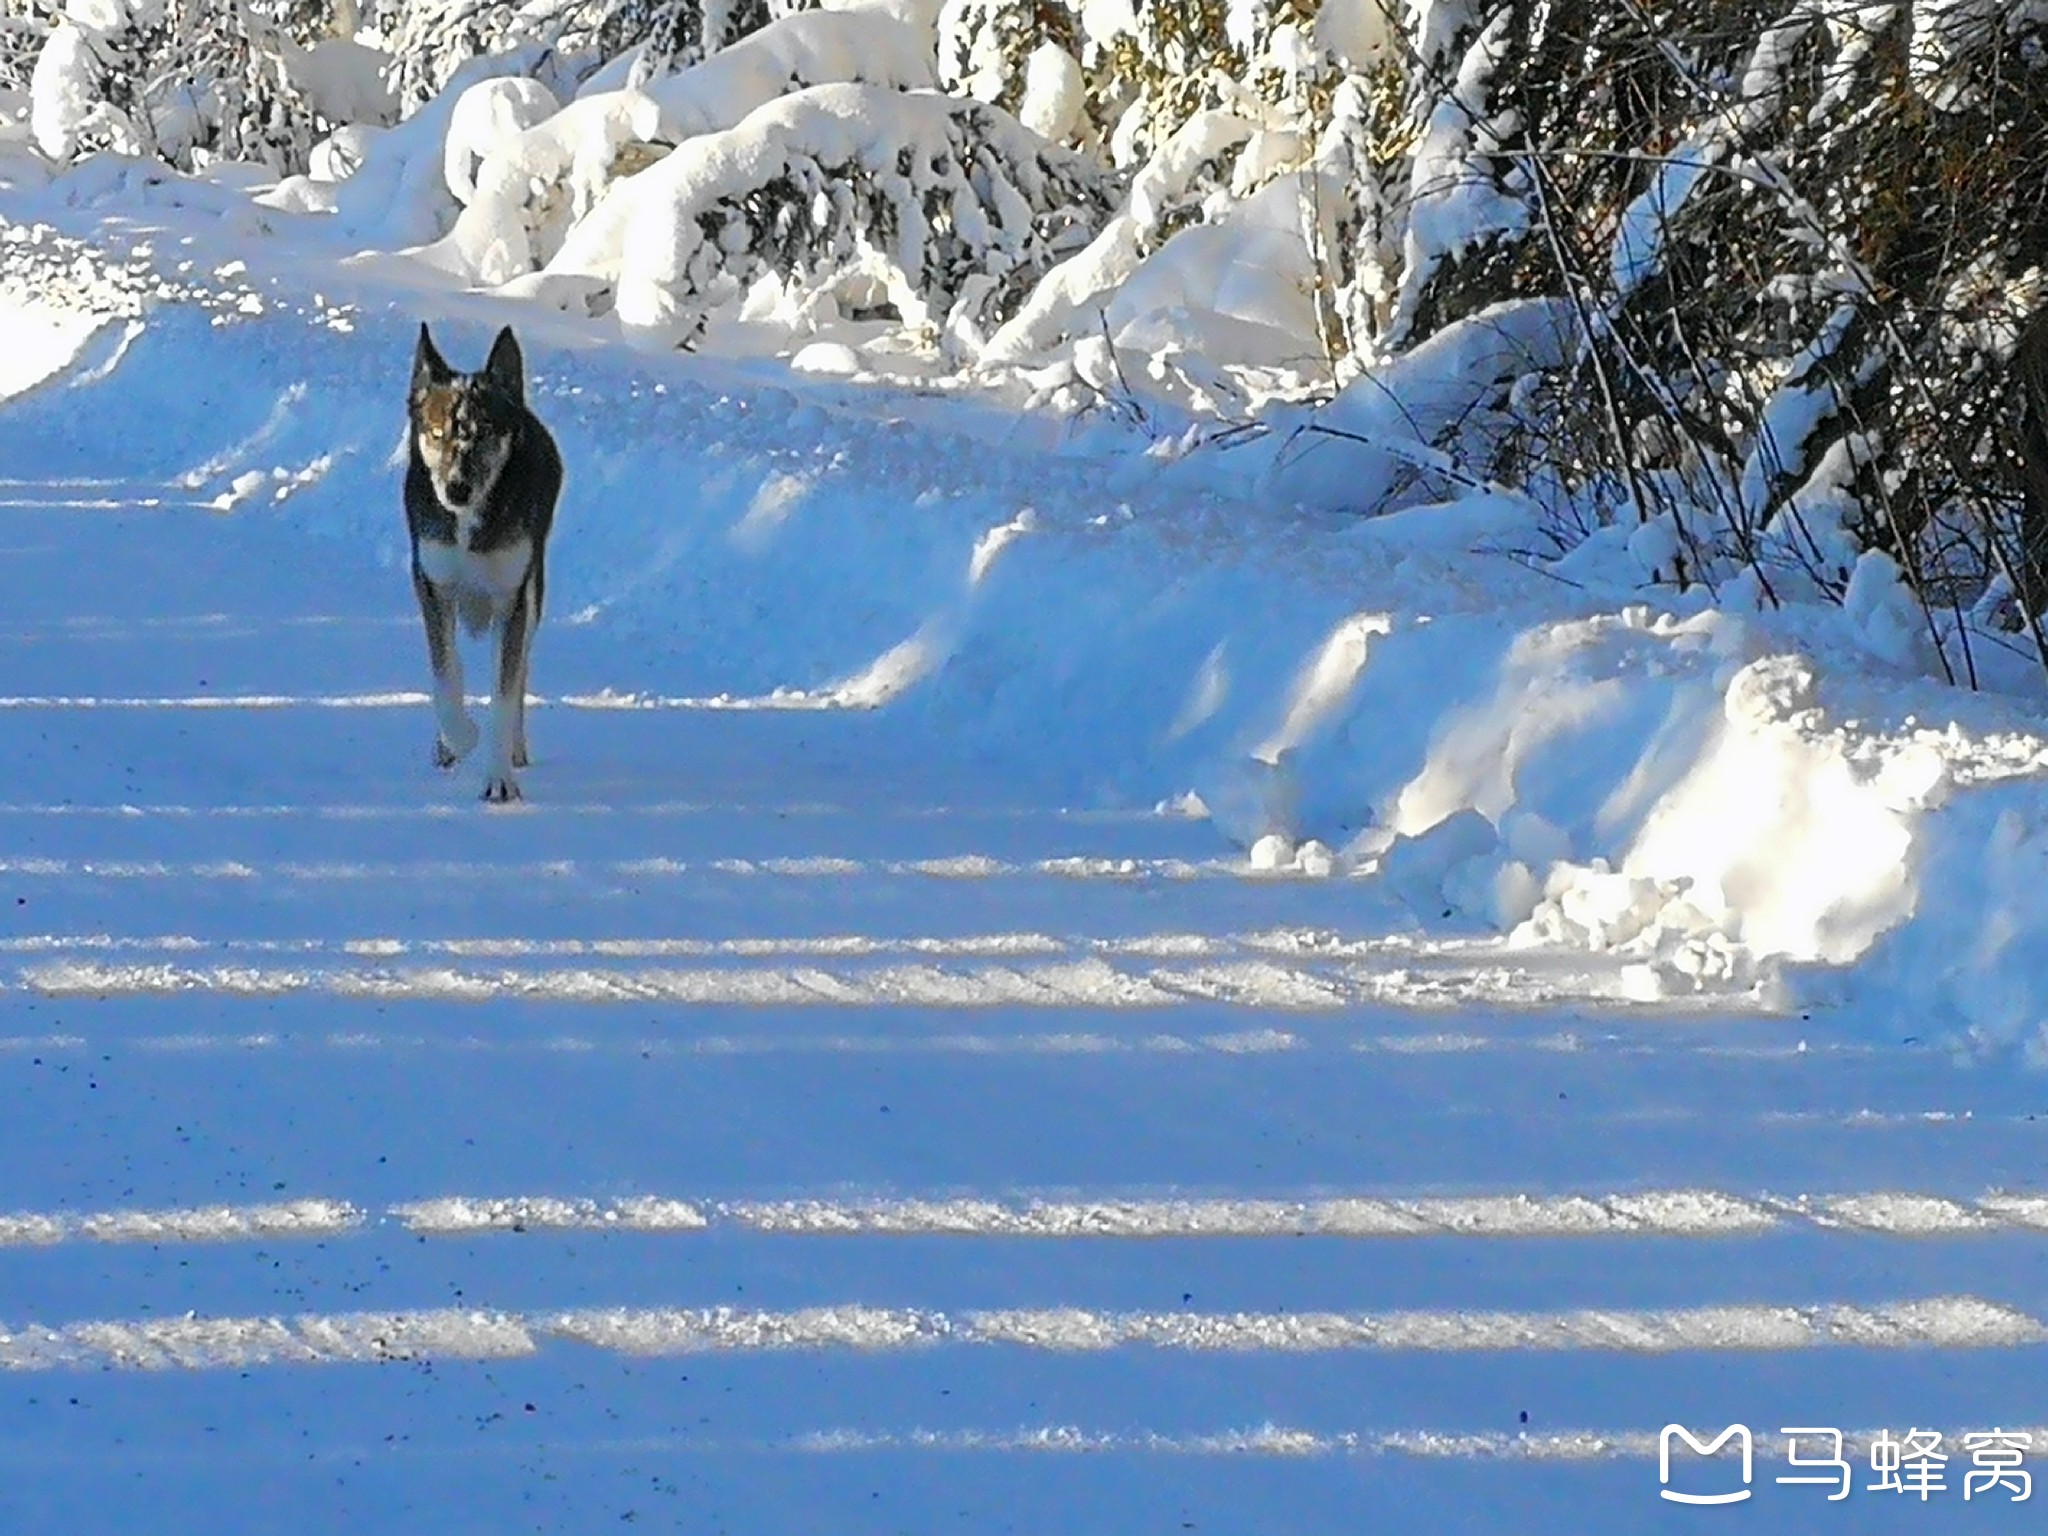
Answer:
[414,563,478,768]
[510,554,542,769]
[481,580,534,802]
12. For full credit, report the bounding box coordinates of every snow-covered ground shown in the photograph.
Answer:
[5,91,2048,1535]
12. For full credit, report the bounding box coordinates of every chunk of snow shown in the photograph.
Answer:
[645,10,935,143]
[444,78,561,206]
[1248,832,1296,871]
[1842,550,1925,669]
[1295,839,1338,878]
[791,340,862,375]
[1377,808,1499,917]
[308,124,384,184]
[28,23,99,163]
[1018,43,1083,144]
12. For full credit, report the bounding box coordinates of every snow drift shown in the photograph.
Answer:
[7,238,2048,1058]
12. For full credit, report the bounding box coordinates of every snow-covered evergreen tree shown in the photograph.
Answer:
[381,0,785,113]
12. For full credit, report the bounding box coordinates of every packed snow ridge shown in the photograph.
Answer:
[14,1187,2048,1248]
[5,1296,2041,1372]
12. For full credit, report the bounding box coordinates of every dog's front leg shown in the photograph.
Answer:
[414,563,477,767]
[481,581,532,802]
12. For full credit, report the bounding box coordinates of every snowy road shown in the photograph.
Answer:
[2,458,2046,1530]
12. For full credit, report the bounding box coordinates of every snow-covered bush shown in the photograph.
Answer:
[25,0,395,173]
[29,0,170,163]
[979,107,1257,374]
[1293,0,2048,680]
[413,6,938,287]
[972,5,1387,411]
[546,82,1114,351]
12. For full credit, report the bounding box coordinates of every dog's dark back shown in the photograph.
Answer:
[405,325,563,558]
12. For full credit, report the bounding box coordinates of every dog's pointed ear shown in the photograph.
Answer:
[484,326,524,399]
[413,323,452,393]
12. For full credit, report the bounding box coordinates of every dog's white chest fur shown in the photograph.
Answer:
[417,535,530,596]
[418,535,532,634]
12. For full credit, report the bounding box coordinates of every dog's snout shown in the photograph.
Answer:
[446,477,472,505]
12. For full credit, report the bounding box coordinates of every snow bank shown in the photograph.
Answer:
[10,263,2048,1058]
[0,282,114,402]
[1344,594,2048,1028]
[1261,298,1572,513]
[1848,784,2048,1061]
[1434,620,1927,994]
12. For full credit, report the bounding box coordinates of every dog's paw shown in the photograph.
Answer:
[434,716,480,768]
[481,774,523,804]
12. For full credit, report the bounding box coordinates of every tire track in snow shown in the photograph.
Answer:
[2,1296,2039,1371]
[12,955,1713,1010]
[699,1190,2048,1239]
[0,930,1476,962]
[0,1025,1323,1056]
[0,1024,1912,1061]
[0,801,1161,824]
[777,1422,2048,1464]
[7,1189,2047,1248]
[0,690,878,713]
[1,1421,2040,1467]
[0,1200,362,1247]
[0,854,1265,882]
[0,616,411,644]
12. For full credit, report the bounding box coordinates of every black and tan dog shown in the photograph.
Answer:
[405,323,563,802]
